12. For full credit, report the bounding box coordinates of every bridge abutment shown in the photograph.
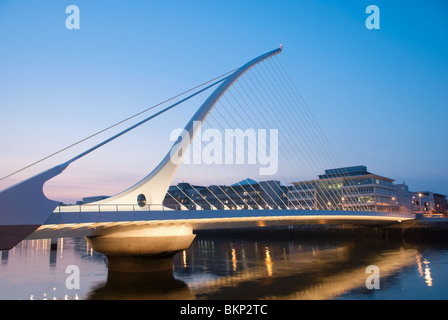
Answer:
[85,225,195,272]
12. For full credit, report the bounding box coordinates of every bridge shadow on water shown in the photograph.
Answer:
[88,263,194,300]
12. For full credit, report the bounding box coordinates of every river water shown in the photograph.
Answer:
[1,232,447,300]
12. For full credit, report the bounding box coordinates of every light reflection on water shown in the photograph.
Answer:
[1,235,448,300]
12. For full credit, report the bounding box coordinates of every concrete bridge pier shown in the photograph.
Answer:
[85,225,196,272]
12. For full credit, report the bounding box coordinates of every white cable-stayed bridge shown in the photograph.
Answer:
[0,47,414,267]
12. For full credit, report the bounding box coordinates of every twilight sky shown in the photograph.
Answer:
[0,0,447,203]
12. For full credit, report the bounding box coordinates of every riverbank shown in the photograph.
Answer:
[384,216,448,241]
[194,216,448,242]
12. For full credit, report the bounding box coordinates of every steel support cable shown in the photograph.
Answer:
[243,69,325,211]
[256,61,350,211]
[173,105,247,210]
[204,110,264,209]
[240,71,327,211]
[268,59,366,211]
[253,62,343,210]
[208,100,268,209]
[172,53,284,211]
[224,81,294,209]
[203,103,266,209]
[179,108,258,210]
[0,69,237,183]
[236,75,315,210]
[179,110,250,211]
[166,191,186,210]
[222,88,282,208]
[226,81,292,209]
[220,85,288,209]
[177,133,239,211]
[271,57,358,201]
[201,118,261,209]
[174,185,204,210]
[237,73,311,210]
[271,57,370,211]
[216,94,276,209]
[266,58,356,209]
[178,181,217,210]
[185,129,242,210]
[1,71,237,183]
[264,58,352,209]
[237,73,315,210]
[178,136,231,210]
[203,104,275,210]
[165,49,284,211]
[228,79,292,209]
[202,93,265,208]
[259,60,349,211]
[235,73,317,210]
[246,66,338,210]
[245,66,332,208]
[163,48,283,210]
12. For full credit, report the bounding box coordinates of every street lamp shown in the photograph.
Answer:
[419,193,423,213]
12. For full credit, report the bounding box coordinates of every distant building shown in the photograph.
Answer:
[163,182,208,210]
[434,193,448,213]
[162,166,447,214]
[76,195,110,205]
[393,182,412,213]
[163,179,288,210]
[410,191,447,214]
[288,166,399,212]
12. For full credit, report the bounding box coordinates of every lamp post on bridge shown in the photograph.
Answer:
[419,193,423,213]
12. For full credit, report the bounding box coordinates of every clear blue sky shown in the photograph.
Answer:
[0,0,447,203]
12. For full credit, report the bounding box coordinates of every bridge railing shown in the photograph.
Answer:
[55,203,280,213]
[55,203,336,213]
[54,204,414,218]
[56,203,232,213]
[56,203,173,213]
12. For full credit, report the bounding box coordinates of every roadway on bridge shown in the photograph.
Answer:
[28,209,414,240]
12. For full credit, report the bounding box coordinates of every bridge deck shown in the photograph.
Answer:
[28,209,414,240]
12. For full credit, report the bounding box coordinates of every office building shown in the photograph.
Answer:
[163,179,288,210]
[288,166,399,212]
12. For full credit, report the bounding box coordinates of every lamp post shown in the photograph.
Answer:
[419,193,423,213]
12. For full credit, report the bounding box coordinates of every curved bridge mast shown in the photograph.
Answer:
[93,47,283,208]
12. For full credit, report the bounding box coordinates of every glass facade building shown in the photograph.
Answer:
[288,166,400,212]
[163,180,288,210]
